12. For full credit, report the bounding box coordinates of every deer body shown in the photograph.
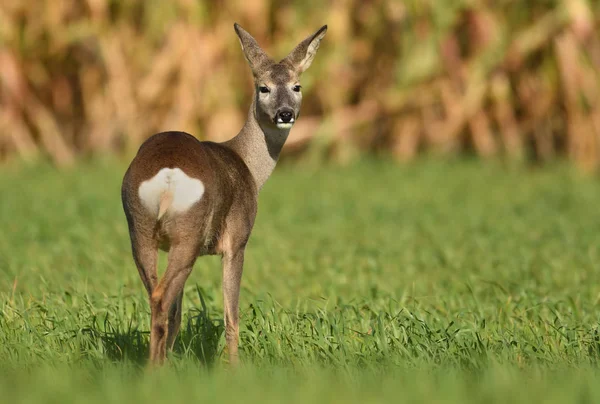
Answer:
[121,23,326,365]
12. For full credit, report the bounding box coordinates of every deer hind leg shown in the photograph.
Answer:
[166,291,184,351]
[149,243,197,365]
[130,233,158,298]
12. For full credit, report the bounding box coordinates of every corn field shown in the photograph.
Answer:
[0,0,599,168]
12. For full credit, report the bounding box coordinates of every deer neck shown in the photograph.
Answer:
[223,96,290,191]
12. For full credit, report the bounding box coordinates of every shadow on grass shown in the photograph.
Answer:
[88,287,224,367]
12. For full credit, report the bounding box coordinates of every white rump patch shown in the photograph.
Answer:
[138,168,204,218]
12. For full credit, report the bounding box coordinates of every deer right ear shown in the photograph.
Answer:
[281,25,328,74]
[234,23,272,75]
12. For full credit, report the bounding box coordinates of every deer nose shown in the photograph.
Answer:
[277,109,294,123]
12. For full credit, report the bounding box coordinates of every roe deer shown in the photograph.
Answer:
[121,23,327,366]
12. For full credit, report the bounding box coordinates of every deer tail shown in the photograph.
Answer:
[157,191,173,220]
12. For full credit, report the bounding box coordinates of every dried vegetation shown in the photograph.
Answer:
[0,0,599,169]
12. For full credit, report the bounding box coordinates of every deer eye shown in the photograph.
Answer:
[293,85,302,92]
[259,86,270,94]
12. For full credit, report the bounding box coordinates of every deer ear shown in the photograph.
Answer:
[234,23,273,76]
[281,25,327,74]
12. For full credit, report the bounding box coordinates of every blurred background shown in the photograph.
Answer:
[0,0,599,170]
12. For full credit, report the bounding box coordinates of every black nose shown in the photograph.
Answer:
[277,109,294,123]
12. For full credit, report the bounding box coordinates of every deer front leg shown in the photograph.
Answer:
[222,247,245,366]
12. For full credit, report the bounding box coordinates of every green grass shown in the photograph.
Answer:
[1,158,600,402]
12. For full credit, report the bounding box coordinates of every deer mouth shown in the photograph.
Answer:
[276,121,294,129]
[275,116,295,129]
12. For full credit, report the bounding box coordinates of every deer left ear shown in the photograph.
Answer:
[281,25,327,74]
[234,23,273,76]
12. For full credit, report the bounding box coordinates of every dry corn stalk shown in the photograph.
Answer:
[0,0,598,170]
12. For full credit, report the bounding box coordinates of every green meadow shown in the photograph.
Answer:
[1,158,600,403]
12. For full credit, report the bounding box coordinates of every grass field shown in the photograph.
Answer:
[1,158,600,403]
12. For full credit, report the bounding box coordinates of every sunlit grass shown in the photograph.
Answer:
[1,158,599,402]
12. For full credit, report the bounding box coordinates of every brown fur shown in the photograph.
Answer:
[121,23,327,366]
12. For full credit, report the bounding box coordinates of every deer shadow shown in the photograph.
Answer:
[92,288,224,367]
